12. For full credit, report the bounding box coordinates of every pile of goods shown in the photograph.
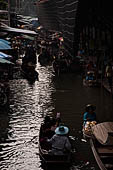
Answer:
[83,121,97,136]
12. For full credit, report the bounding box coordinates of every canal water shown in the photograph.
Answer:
[0,57,113,170]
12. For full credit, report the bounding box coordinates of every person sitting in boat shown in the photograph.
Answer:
[40,114,61,139]
[47,125,71,155]
[40,116,55,138]
[85,71,95,81]
[40,115,61,150]
[83,104,97,126]
[28,66,39,81]
[40,120,55,150]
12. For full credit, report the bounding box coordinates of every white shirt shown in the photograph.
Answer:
[48,134,71,155]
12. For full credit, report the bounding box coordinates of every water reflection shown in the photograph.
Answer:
[0,62,55,170]
[0,60,113,170]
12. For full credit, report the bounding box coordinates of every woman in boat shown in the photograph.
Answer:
[47,125,71,155]
[83,104,97,126]
[40,116,55,138]
[39,115,61,150]
[82,104,97,138]
[40,114,61,139]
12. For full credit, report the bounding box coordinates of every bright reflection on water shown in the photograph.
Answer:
[0,58,113,170]
[0,61,55,170]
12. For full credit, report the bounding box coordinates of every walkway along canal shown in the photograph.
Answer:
[0,56,113,170]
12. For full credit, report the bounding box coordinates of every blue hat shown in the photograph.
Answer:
[55,126,69,135]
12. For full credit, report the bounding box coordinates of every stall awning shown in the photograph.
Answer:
[0,40,11,50]
[0,52,12,59]
[22,34,35,40]
[1,26,37,35]
[0,38,11,45]
[0,58,14,64]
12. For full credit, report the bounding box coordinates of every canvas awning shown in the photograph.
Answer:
[38,0,49,4]
[0,39,11,45]
[22,35,35,40]
[1,26,37,35]
[0,58,14,64]
[0,41,11,50]
[18,19,30,25]
[92,122,113,145]
[0,10,8,13]
[0,52,12,59]
[0,32,8,37]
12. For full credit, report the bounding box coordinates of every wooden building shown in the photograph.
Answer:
[37,0,113,58]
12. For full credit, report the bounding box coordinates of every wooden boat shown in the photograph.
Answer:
[0,92,7,106]
[21,63,39,82]
[21,69,39,82]
[39,123,72,167]
[83,71,100,87]
[0,84,8,107]
[39,145,71,166]
[90,122,113,170]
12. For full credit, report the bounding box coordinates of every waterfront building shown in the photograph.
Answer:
[37,0,113,59]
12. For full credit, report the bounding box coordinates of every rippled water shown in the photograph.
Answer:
[0,57,113,170]
[0,60,56,170]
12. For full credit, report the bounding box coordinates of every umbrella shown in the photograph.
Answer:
[0,52,12,59]
[0,58,14,64]
[0,41,11,50]
[0,39,11,45]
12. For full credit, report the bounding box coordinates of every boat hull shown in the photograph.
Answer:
[39,144,71,166]
[90,138,113,170]
[39,123,72,167]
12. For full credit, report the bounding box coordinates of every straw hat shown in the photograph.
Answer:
[85,104,96,112]
[55,126,69,135]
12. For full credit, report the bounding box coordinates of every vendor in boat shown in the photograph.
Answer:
[85,71,95,81]
[40,116,55,138]
[40,114,61,139]
[47,125,71,155]
[83,104,97,126]
[39,114,62,150]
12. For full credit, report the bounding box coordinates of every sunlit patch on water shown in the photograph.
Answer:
[0,62,56,170]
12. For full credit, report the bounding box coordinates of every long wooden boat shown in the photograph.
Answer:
[90,122,113,170]
[21,67,39,82]
[0,84,8,107]
[39,123,72,167]
[0,92,7,106]
[83,78,97,87]
[39,145,71,166]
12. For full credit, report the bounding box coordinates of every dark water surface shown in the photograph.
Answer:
[0,58,113,170]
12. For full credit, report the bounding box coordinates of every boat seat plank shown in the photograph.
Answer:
[101,156,113,164]
[97,147,113,156]
[105,164,113,169]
